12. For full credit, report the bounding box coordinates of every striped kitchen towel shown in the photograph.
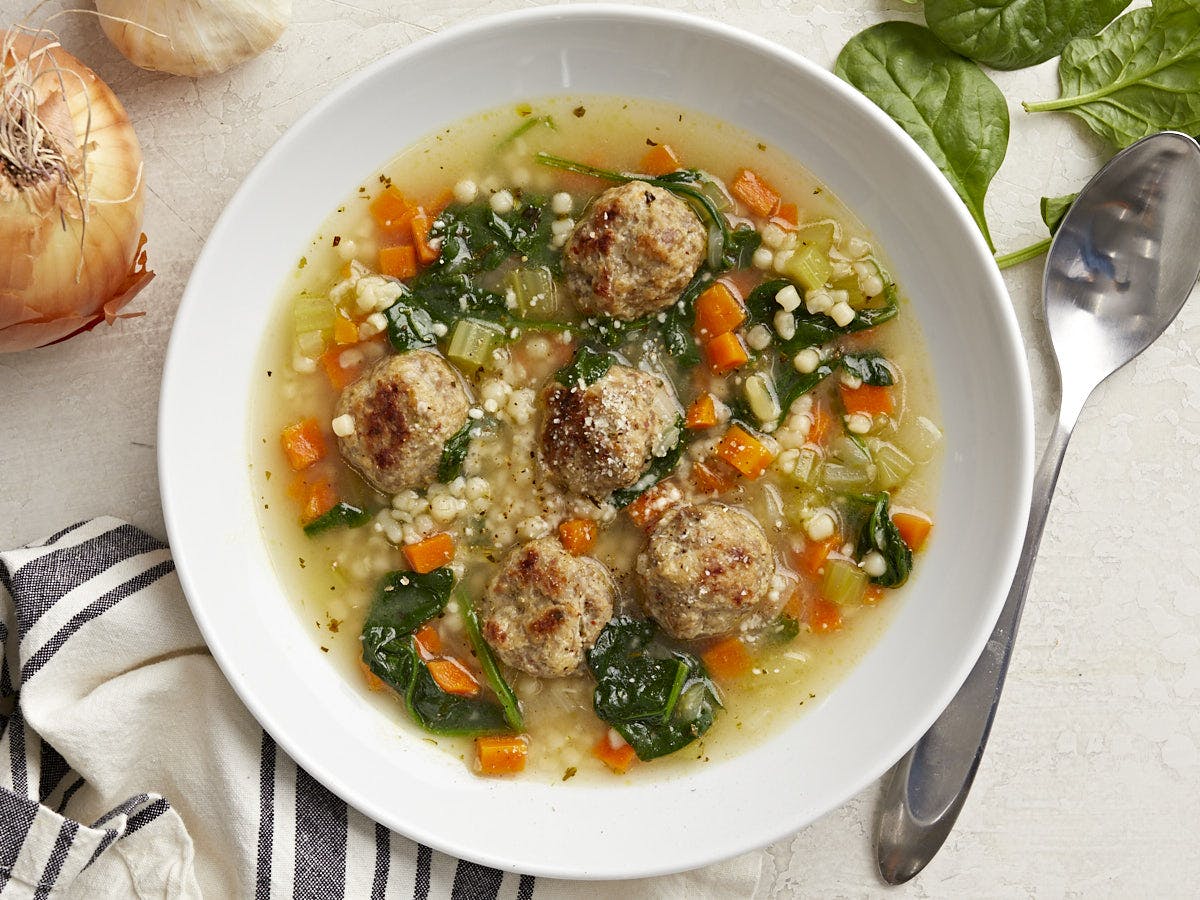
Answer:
[0,519,761,898]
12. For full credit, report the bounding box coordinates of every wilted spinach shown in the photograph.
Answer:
[586,617,721,761]
[745,279,900,355]
[841,352,896,387]
[925,0,1130,70]
[1024,0,1200,148]
[555,345,614,387]
[438,421,474,484]
[458,591,524,731]
[774,361,835,424]
[610,417,686,508]
[850,493,913,588]
[303,502,372,536]
[360,568,510,736]
[835,22,1009,251]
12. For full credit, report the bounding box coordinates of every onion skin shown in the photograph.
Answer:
[96,0,292,77]
[0,33,153,352]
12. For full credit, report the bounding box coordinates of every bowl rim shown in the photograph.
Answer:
[159,3,1034,879]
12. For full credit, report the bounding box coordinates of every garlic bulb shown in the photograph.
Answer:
[95,0,292,77]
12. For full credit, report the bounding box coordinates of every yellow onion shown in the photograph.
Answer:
[0,30,152,352]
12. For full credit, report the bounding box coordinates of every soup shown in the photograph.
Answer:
[251,95,942,781]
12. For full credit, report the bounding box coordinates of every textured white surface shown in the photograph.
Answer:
[2,0,1198,894]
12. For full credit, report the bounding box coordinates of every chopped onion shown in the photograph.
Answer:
[0,29,153,352]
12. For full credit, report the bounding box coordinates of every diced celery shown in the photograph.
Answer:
[794,221,836,254]
[871,440,915,491]
[706,221,724,270]
[830,434,871,470]
[505,266,559,320]
[822,558,868,606]
[831,272,867,310]
[784,244,832,292]
[790,447,821,487]
[897,415,944,465]
[295,330,326,359]
[447,318,505,369]
[744,373,781,424]
[698,176,733,212]
[294,296,335,337]
[821,462,874,492]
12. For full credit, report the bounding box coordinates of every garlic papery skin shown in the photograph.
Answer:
[95,0,292,77]
[0,31,153,352]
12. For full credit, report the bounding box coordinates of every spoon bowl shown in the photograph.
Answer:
[1047,132,1200,388]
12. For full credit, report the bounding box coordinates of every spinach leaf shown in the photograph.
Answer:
[1024,0,1200,147]
[408,273,507,326]
[609,417,686,509]
[836,22,1009,251]
[852,493,913,588]
[384,296,437,351]
[555,345,614,387]
[721,225,762,272]
[660,273,710,366]
[361,568,511,737]
[497,114,555,149]
[774,362,834,423]
[765,613,801,644]
[458,591,524,731]
[743,278,900,356]
[303,502,372,536]
[586,616,721,761]
[841,352,896,386]
[925,0,1130,70]
[1041,193,1077,235]
[437,421,474,484]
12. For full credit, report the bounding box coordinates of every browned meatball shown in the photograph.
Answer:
[335,350,469,493]
[636,502,777,640]
[479,537,615,678]
[539,364,675,500]
[563,181,706,320]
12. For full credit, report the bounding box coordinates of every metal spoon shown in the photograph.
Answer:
[875,131,1200,885]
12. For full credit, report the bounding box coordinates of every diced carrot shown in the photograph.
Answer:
[691,457,740,494]
[775,202,799,227]
[626,479,684,530]
[404,532,455,574]
[808,401,832,446]
[703,331,749,375]
[427,657,481,697]
[685,393,718,430]
[301,478,337,524]
[892,511,933,552]
[839,383,894,417]
[730,167,781,218]
[714,425,775,479]
[558,518,598,555]
[640,143,681,176]
[281,418,326,471]
[808,597,843,634]
[379,244,417,280]
[369,185,415,238]
[319,347,361,391]
[333,313,359,346]
[702,636,752,681]
[593,733,637,774]
[413,624,442,658]
[863,585,885,606]
[475,735,529,776]
[796,537,839,577]
[357,658,386,692]
[410,207,440,265]
[693,282,746,340]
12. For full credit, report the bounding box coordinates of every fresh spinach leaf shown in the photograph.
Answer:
[925,0,1130,70]
[360,568,511,737]
[841,352,896,386]
[555,345,614,387]
[438,421,474,484]
[836,22,1009,251]
[303,502,372,536]
[1041,193,1077,235]
[458,591,524,731]
[1024,0,1200,147]
[586,616,721,761]
[610,416,686,509]
[852,493,913,588]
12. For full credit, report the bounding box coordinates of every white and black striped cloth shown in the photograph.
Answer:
[0,519,758,898]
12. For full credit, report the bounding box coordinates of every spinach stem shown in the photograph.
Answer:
[995,236,1052,269]
[1022,98,1074,113]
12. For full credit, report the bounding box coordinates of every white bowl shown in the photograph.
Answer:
[160,5,1033,879]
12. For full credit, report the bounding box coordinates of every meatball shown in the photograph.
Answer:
[539,364,675,500]
[479,537,615,678]
[563,180,706,320]
[335,350,469,493]
[636,502,777,641]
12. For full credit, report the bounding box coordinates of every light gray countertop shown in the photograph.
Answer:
[3,1,1198,894]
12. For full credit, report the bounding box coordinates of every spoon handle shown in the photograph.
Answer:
[875,391,1087,884]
